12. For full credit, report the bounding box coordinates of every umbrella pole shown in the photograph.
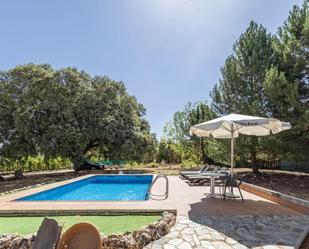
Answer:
[231,125,234,177]
[230,124,235,195]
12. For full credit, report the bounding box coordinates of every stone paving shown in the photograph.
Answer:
[144,214,309,249]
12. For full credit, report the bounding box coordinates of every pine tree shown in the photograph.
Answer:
[211,21,275,173]
[264,0,309,160]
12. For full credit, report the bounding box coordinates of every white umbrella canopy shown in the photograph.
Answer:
[190,113,291,138]
[190,113,291,175]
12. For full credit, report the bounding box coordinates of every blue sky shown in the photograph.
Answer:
[0,0,303,137]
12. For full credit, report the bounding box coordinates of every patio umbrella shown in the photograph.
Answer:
[189,113,291,176]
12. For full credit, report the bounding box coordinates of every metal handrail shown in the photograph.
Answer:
[147,174,169,200]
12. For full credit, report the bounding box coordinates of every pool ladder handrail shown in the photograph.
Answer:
[147,174,169,200]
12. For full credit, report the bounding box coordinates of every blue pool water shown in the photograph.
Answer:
[16,175,153,201]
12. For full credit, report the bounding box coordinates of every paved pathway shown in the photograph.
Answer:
[145,215,309,249]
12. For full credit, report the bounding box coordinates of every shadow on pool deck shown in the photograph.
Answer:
[187,197,305,216]
[188,198,309,248]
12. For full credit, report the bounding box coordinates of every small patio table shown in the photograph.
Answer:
[201,172,227,198]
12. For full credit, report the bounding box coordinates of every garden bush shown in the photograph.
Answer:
[0,155,72,173]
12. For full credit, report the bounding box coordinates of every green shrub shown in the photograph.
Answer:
[47,157,71,170]
[143,162,159,168]
[24,155,45,171]
[180,159,199,169]
[0,155,72,173]
[125,161,140,169]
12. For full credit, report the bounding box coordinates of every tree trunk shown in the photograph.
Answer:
[83,140,99,154]
[252,157,260,174]
[14,170,24,179]
[72,155,84,171]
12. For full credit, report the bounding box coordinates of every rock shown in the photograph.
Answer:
[178,241,193,249]
[224,223,235,233]
[165,231,179,238]
[164,244,176,249]
[235,227,256,242]
[145,227,156,237]
[0,234,35,249]
[174,224,187,231]
[136,231,152,248]
[123,234,136,248]
[182,228,195,235]
[156,222,169,237]
[226,237,238,245]
[168,238,183,246]
[0,237,9,246]
[178,219,192,225]
[132,230,141,239]
[232,244,248,249]
[148,223,157,229]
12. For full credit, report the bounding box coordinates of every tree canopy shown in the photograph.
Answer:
[158,102,228,167]
[0,64,155,169]
[264,0,309,159]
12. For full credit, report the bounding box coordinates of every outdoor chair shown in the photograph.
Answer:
[184,166,220,184]
[33,217,62,249]
[194,167,229,187]
[217,167,227,172]
[179,165,209,178]
[222,176,244,202]
[214,171,230,194]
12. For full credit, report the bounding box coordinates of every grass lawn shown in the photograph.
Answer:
[0,215,160,235]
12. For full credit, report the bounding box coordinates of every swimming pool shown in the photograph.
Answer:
[16,175,153,201]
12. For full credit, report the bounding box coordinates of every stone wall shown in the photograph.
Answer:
[0,212,176,249]
[102,212,176,249]
[240,182,309,213]
[0,234,35,249]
